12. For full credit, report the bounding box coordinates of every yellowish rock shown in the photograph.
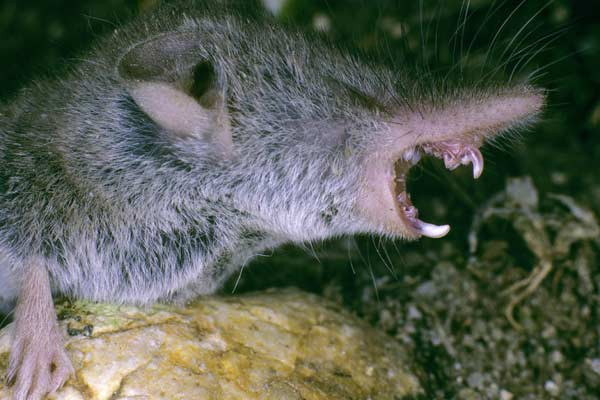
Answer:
[0,289,422,399]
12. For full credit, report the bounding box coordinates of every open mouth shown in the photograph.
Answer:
[393,139,484,239]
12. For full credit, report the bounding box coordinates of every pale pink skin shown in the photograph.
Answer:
[6,263,73,400]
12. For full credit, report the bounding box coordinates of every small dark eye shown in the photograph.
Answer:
[346,85,386,111]
[328,77,386,112]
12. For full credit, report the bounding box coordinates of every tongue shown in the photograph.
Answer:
[412,220,451,238]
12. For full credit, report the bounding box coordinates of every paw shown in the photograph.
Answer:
[6,331,74,400]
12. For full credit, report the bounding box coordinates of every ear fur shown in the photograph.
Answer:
[118,32,233,154]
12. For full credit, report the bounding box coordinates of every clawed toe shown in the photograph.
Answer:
[8,342,73,400]
[49,351,75,393]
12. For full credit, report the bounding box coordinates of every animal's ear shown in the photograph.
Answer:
[118,33,232,153]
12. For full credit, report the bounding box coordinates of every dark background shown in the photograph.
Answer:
[1,1,599,398]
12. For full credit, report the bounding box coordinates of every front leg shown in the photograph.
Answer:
[6,261,73,400]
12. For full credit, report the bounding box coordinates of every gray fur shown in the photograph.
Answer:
[1,2,381,306]
[0,1,544,398]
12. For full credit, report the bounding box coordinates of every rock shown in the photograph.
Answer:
[0,288,422,399]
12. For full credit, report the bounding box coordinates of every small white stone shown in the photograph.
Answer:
[262,0,287,14]
[499,389,514,400]
[550,350,564,364]
[407,305,422,320]
[467,372,485,389]
[587,358,600,375]
[544,380,560,396]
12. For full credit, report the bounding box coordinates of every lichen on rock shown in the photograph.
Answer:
[0,288,422,399]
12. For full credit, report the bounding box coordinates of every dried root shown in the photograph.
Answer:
[469,177,599,330]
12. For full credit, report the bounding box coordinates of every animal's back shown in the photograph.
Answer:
[0,1,269,306]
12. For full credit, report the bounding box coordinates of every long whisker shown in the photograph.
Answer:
[498,0,554,64]
[482,0,527,70]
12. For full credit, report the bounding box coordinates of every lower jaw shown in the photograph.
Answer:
[361,139,484,239]
[394,176,450,239]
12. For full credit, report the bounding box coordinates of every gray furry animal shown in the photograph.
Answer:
[0,1,544,398]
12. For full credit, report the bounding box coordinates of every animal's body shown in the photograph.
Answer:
[0,1,544,398]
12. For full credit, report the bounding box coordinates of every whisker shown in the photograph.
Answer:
[482,0,527,70]
[497,0,554,64]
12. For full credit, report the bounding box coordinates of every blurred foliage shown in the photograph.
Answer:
[1,0,599,399]
[0,0,139,99]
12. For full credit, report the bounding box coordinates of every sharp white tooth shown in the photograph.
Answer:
[413,220,451,238]
[468,148,484,179]
[403,148,418,163]
[411,151,421,165]
[443,154,460,170]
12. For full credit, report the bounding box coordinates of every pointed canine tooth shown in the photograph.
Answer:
[468,148,484,179]
[403,148,421,164]
[410,151,421,165]
[413,220,451,238]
